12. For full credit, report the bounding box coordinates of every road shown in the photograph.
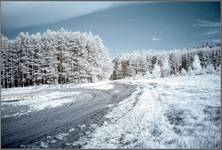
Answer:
[1,82,136,148]
[1,75,220,148]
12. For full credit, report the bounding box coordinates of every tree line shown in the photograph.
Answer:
[1,29,112,88]
[1,28,220,88]
[111,44,221,80]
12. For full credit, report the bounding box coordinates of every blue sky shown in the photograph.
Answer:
[2,1,220,56]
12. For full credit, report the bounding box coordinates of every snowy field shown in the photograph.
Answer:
[82,74,221,149]
[1,74,221,149]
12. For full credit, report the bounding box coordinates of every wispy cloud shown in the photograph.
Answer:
[193,19,220,27]
[152,37,160,41]
[206,30,219,35]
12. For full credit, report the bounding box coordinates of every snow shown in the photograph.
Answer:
[1,73,220,148]
[151,63,161,78]
[55,133,69,140]
[192,55,202,74]
[40,141,48,148]
[47,136,52,139]
[1,80,115,118]
[69,128,75,132]
[112,45,220,80]
[51,140,57,143]
[1,29,113,88]
[1,91,80,118]
[82,74,220,149]
[1,80,114,101]
[79,124,86,129]
[204,64,216,74]
[76,81,114,90]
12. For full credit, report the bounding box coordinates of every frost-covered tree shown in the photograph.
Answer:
[1,29,113,88]
[134,72,143,80]
[31,33,42,85]
[187,66,195,76]
[111,44,220,80]
[204,64,216,74]
[180,68,187,76]
[216,64,221,75]
[192,55,202,75]
[161,55,171,77]
[1,35,9,88]
[111,58,123,80]
[152,63,161,78]
[144,70,152,79]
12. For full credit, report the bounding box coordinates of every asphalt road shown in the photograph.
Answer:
[1,82,136,148]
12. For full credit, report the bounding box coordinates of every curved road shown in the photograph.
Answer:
[1,82,136,148]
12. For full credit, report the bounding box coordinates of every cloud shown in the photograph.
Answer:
[193,19,220,27]
[206,30,219,35]
[152,37,160,41]
[2,1,113,29]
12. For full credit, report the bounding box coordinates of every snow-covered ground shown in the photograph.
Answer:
[1,81,114,118]
[1,74,220,148]
[80,74,220,149]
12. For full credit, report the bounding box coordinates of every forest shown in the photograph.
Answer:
[1,29,112,88]
[1,29,221,88]
[111,44,221,80]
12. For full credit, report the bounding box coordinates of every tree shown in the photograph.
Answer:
[192,55,202,75]
[1,29,113,88]
[1,35,9,88]
[161,55,171,77]
[180,68,187,76]
[204,64,216,74]
[152,63,161,78]
[144,70,152,79]
[187,66,195,76]
[1,29,221,88]
[111,44,220,80]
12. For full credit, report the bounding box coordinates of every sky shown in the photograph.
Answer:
[2,1,220,56]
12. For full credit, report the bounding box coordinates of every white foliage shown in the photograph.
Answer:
[187,66,195,76]
[161,56,171,77]
[134,73,144,80]
[1,29,113,88]
[192,55,202,75]
[112,44,220,80]
[204,64,216,74]
[180,68,187,76]
[152,63,161,78]
[144,71,152,79]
